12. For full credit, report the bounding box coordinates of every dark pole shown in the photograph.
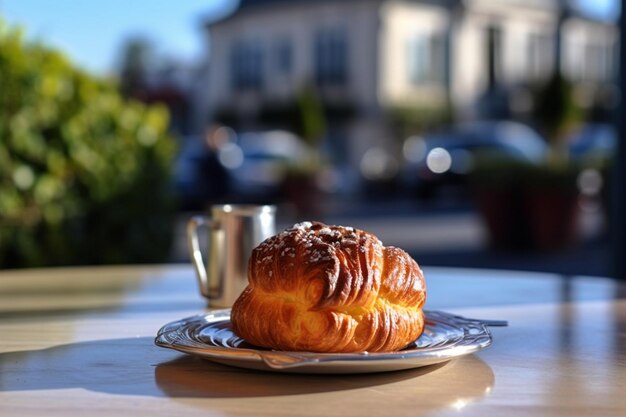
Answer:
[555,0,567,76]
[613,0,626,280]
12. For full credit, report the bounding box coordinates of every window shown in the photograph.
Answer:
[407,33,445,85]
[314,28,348,85]
[275,39,292,74]
[584,41,617,82]
[566,40,616,83]
[527,33,552,81]
[230,39,264,91]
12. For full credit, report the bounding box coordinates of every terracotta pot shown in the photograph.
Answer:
[474,189,533,250]
[475,188,579,252]
[525,190,579,251]
[282,173,322,217]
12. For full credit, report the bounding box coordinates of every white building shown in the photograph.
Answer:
[197,0,617,170]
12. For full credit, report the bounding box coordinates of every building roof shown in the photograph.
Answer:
[237,0,459,9]
[206,0,614,27]
[244,0,418,7]
[205,0,365,26]
[206,0,462,25]
[239,0,298,8]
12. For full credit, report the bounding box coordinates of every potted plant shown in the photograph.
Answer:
[471,72,585,251]
[471,156,580,251]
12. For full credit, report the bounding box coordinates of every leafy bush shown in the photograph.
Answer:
[386,103,454,141]
[0,22,176,268]
[470,156,580,191]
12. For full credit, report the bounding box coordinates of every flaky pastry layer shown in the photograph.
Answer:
[231,222,426,353]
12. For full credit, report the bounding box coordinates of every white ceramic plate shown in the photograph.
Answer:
[155,309,506,374]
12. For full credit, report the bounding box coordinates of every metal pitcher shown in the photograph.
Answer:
[187,204,276,307]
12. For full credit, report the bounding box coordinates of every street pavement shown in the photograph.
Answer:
[171,198,611,277]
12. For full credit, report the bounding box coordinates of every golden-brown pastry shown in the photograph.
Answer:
[231,221,426,353]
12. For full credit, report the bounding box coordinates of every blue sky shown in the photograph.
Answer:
[576,0,621,19]
[0,0,236,74]
[0,0,619,76]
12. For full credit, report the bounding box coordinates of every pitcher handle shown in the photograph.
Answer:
[186,215,217,299]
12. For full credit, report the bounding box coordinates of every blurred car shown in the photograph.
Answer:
[401,121,548,199]
[567,123,616,160]
[174,130,312,207]
[227,130,311,198]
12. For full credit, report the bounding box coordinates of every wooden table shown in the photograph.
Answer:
[0,265,624,417]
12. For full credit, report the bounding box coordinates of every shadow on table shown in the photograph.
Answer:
[0,336,494,404]
[153,353,494,402]
[0,337,171,397]
[154,354,455,397]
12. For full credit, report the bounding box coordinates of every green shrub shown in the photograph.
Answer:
[386,103,454,141]
[0,22,176,268]
[470,155,580,191]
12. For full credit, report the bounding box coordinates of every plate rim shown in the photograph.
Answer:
[154,309,496,373]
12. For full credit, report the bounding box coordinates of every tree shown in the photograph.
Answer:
[118,36,153,98]
[0,21,176,267]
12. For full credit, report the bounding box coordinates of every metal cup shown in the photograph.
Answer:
[187,204,276,307]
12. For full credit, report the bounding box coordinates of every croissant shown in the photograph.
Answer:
[231,221,426,353]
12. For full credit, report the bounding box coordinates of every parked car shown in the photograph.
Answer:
[173,130,313,208]
[227,130,312,198]
[567,123,616,161]
[401,121,548,199]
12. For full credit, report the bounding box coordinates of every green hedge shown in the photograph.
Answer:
[0,22,176,268]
